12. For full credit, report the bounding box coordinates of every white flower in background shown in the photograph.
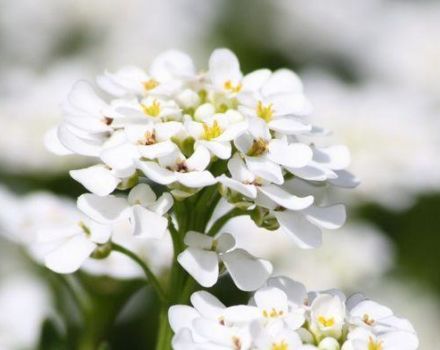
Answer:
[304,73,440,209]
[178,231,272,291]
[169,277,419,350]
[222,216,393,291]
[37,209,114,274]
[0,274,52,350]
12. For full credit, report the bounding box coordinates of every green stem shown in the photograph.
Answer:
[112,243,168,303]
[155,306,173,350]
[207,207,247,236]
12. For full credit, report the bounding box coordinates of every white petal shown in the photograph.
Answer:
[314,145,350,170]
[222,305,260,323]
[168,305,200,333]
[228,153,255,183]
[135,160,176,185]
[287,162,336,181]
[216,233,236,253]
[150,50,195,81]
[177,248,219,287]
[45,235,96,274]
[258,185,314,211]
[187,145,211,171]
[138,141,177,159]
[303,204,346,230]
[100,142,138,174]
[130,205,167,238]
[275,211,322,249]
[245,157,283,185]
[77,193,128,224]
[262,69,303,96]
[191,290,226,318]
[57,123,103,156]
[268,139,313,168]
[70,165,120,196]
[241,69,271,92]
[218,175,257,199]
[267,276,307,306]
[209,48,242,89]
[176,171,216,188]
[149,192,174,216]
[197,140,231,160]
[67,80,107,115]
[254,286,288,314]
[44,127,73,155]
[329,170,360,188]
[184,231,214,250]
[221,249,272,291]
[268,118,312,134]
[128,183,157,206]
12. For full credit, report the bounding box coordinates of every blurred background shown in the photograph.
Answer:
[0,0,439,349]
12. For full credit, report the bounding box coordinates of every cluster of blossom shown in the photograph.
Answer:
[169,276,419,350]
[42,48,358,277]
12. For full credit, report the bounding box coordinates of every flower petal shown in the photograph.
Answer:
[77,193,128,224]
[258,185,314,211]
[128,183,157,207]
[177,248,219,287]
[130,205,167,238]
[176,171,217,188]
[302,204,346,230]
[135,160,176,185]
[221,249,272,291]
[70,165,120,196]
[275,211,322,249]
[45,235,96,274]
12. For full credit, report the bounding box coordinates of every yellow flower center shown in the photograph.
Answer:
[368,337,384,350]
[247,138,268,156]
[363,313,375,326]
[141,100,161,117]
[262,308,284,318]
[202,120,222,140]
[256,101,274,122]
[318,315,335,327]
[224,80,242,93]
[143,79,159,90]
[272,341,289,350]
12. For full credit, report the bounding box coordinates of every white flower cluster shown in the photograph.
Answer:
[169,276,419,350]
[44,48,356,271]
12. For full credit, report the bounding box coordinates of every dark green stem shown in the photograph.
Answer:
[112,243,168,303]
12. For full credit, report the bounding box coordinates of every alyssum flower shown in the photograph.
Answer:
[38,47,418,350]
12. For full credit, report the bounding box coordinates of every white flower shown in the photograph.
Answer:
[77,183,172,238]
[309,293,346,340]
[177,231,272,291]
[136,146,217,189]
[37,215,112,274]
[342,327,419,350]
[169,290,256,350]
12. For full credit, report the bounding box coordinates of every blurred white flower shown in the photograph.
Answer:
[0,274,52,350]
[223,216,393,291]
[0,186,172,279]
[304,73,440,209]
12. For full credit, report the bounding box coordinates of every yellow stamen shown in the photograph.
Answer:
[368,337,384,350]
[141,100,161,117]
[224,80,242,93]
[138,131,156,145]
[363,313,375,326]
[143,79,159,90]
[247,138,268,156]
[318,315,335,327]
[272,341,289,350]
[202,120,222,140]
[262,308,284,318]
[256,101,274,122]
